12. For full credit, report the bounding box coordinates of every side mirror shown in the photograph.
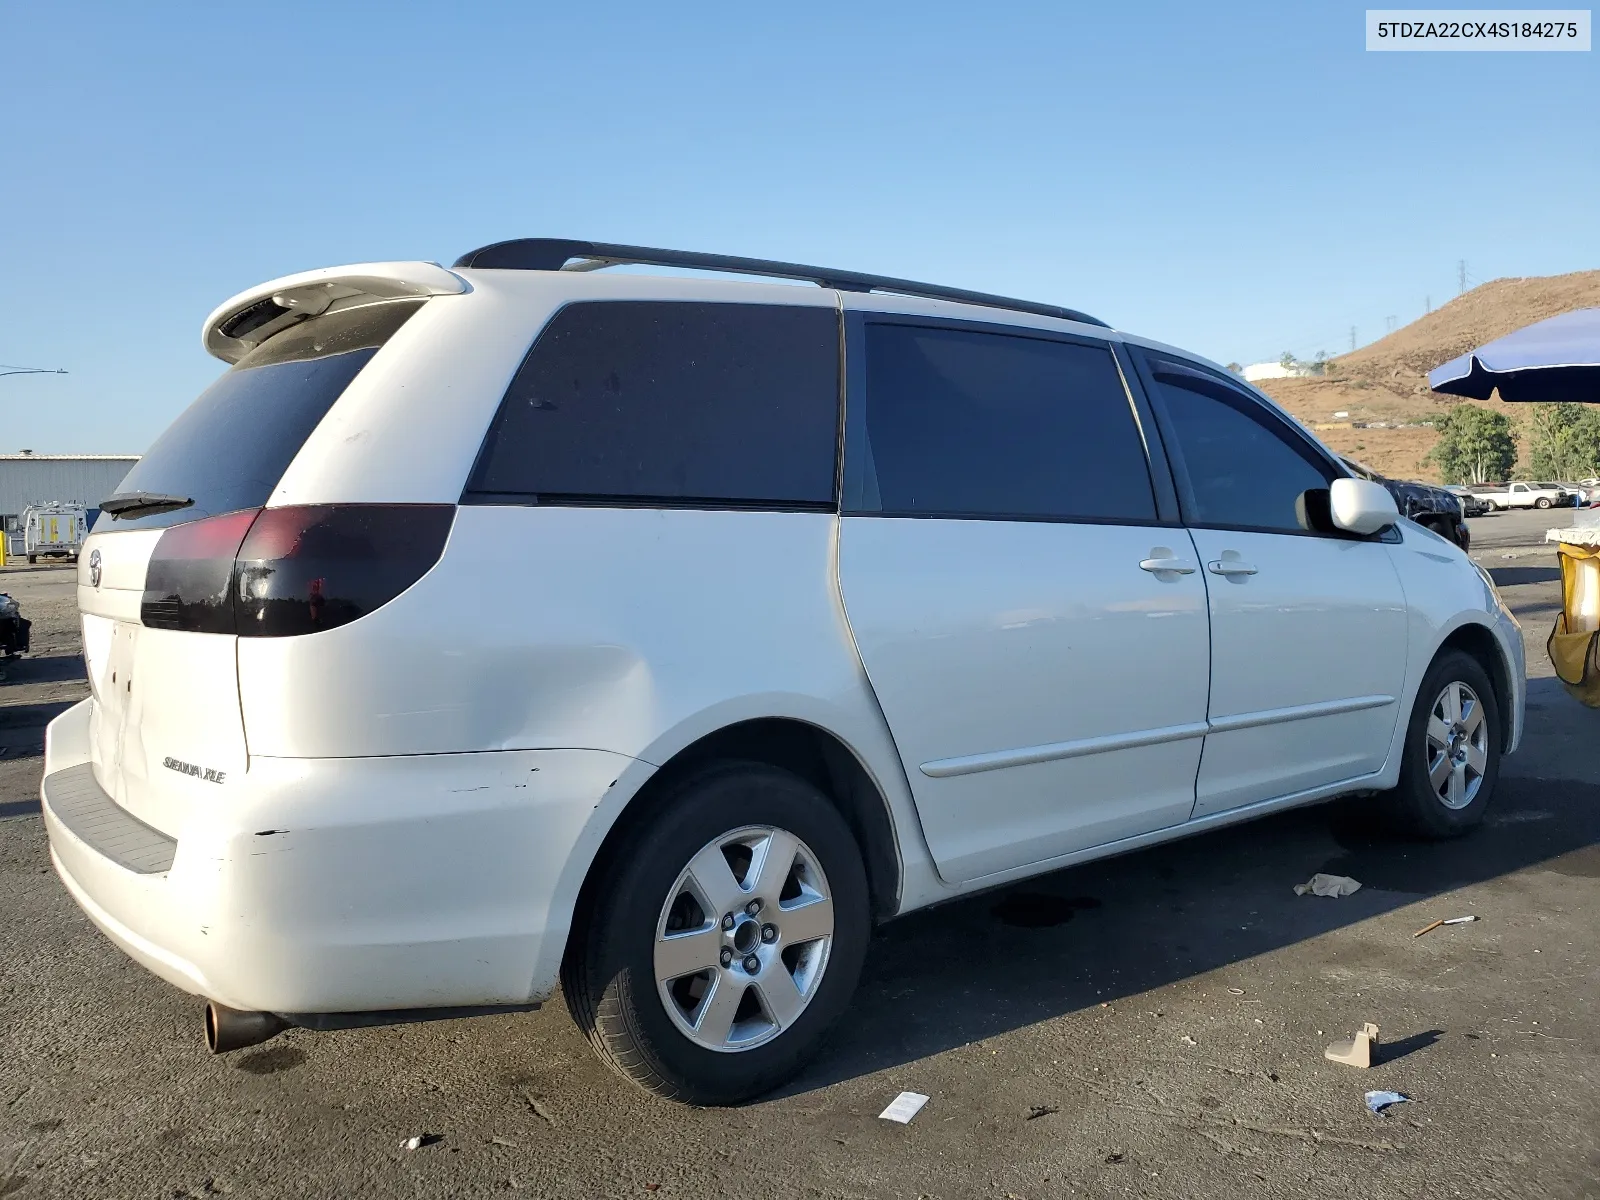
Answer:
[1330,477,1399,535]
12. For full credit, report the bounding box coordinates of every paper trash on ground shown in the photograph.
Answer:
[878,1092,930,1124]
[1294,873,1362,898]
[1365,1090,1410,1115]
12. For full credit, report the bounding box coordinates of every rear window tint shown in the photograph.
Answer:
[97,301,422,532]
[465,301,840,507]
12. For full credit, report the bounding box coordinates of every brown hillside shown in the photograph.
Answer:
[1256,269,1600,481]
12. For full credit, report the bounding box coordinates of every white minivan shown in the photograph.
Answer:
[43,240,1525,1104]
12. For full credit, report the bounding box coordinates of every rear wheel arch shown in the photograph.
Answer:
[565,719,901,970]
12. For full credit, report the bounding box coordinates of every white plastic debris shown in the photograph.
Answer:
[1326,1022,1380,1068]
[1294,873,1363,898]
[1365,1090,1410,1115]
[404,1136,425,1151]
[878,1092,929,1124]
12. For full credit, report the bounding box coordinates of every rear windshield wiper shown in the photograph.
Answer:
[100,491,194,518]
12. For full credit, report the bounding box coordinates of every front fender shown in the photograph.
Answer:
[1380,527,1526,783]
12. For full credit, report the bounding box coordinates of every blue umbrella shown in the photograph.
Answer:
[1429,308,1600,402]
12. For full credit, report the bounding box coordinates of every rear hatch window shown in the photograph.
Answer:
[77,299,424,835]
[98,300,423,531]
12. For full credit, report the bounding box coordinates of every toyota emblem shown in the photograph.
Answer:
[88,548,102,589]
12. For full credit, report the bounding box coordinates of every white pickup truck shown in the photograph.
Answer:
[1470,481,1574,511]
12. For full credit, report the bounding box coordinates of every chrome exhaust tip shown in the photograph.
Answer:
[204,1002,289,1054]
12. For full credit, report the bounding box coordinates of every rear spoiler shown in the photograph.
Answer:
[202,262,468,363]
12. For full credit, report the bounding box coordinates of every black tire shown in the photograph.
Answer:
[1382,650,1501,838]
[562,762,870,1105]
[1536,497,1552,509]
[26,555,35,564]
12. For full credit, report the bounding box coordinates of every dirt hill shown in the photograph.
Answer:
[1255,269,1600,481]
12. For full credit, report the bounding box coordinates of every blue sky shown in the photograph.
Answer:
[3,1,1596,453]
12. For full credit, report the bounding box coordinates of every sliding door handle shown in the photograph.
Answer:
[1208,559,1258,576]
[1139,556,1196,575]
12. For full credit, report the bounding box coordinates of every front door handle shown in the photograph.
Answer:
[1139,556,1196,575]
[1208,558,1258,576]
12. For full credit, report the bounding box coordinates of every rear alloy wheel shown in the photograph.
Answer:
[1536,496,1552,509]
[1383,651,1500,838]
[563,763,869,1105]
[653,825,835,1053]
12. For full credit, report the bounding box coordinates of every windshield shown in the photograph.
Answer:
[97,301,422,532]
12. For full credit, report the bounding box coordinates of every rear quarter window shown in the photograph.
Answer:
[465,301,841,508]
[98,301,423,531]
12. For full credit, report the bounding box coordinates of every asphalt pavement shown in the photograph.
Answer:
[1,512,1596,1199]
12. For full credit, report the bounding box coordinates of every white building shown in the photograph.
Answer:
[1,452,139,553]
[1242,361,1309,382]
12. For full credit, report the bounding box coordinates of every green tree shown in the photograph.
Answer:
[1428,405,1517,484]
[1573,408,1600,478]
[1525,403,1600,480]
[1278,351,1297,371]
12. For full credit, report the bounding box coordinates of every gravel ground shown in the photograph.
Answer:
[1,511,1596,1199]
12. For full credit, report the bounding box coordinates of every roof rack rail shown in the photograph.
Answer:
[452,238,1108,329]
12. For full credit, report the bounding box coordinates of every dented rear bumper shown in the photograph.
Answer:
[42,697,634,1014]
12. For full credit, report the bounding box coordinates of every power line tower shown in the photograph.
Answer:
[1426,294,1432,313]
[1386,315,1398,331]
[1349,326,1357,352]
[1458,260,1467,295]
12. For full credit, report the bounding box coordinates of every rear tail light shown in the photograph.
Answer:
[141,505,454,636]
[140,509,261,633]
[234,505,455,637]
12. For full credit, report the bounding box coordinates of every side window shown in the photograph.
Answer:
[856,323,1157,521]
[1149,370,1334,533]
[467,302,840,507]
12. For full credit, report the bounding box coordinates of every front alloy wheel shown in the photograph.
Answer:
[1385,650,1501,838]
[1423,681,1489,809]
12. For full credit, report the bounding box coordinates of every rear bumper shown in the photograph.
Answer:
[43,698,635,1014]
